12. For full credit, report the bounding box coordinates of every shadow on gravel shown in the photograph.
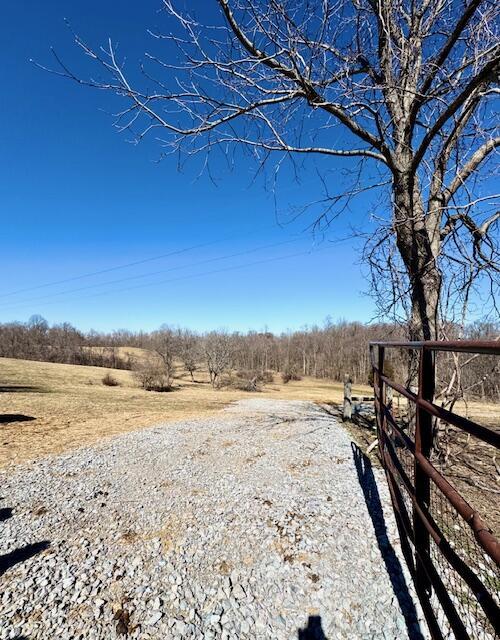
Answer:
[0,541,50,576]
[0,385,46,393]
[298,615,328,639]
[0,414,36,424]
[0,507,13,521]
[351,443,424,640]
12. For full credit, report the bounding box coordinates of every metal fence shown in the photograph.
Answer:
[370,340,500,640]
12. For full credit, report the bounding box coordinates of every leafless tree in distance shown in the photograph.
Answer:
[1,316,499,398]
[151,325,178,388]
[42,1,499,339]
[179,329,201,382]
[204,331,233,388]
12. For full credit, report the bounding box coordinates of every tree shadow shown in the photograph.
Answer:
[0,385,45,393]
[0,507,13,521]
[0,541,50,576]
[0,414,36,424]
[298,615,328,639]
[351,443,424,640]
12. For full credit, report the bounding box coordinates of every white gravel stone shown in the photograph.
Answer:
[145,611,162,626]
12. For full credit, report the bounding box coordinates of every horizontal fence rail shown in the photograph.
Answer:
[370,340,500,640]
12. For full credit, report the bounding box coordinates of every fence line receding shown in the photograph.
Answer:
[370,340,500,640]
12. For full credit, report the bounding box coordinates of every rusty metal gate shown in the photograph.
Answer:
[370,340,500,640]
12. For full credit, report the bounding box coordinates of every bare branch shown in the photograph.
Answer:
[443,137,500,202]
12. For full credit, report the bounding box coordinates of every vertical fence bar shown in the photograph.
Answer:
[370,346,376,421]
[377,346,386,457]
[414,345,435,598]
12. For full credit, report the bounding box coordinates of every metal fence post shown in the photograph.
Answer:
[377,346,386,454]
[414,345,435,597]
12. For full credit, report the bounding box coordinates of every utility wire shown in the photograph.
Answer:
[0,224,278,299]
[0,244,333,313]
[0,237,303,308]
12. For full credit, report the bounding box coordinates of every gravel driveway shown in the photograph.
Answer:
[0,399,427,639]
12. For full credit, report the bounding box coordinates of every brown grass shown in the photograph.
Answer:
[2,355,497,474]
[0,356,369,468]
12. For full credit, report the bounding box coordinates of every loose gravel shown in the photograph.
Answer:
[0,399,428,639]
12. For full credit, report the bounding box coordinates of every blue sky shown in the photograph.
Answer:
[0,0,378,333]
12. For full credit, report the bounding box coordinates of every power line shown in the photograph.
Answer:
[0,224,278,299]
[0,237,303,308]
[0,244,333,313]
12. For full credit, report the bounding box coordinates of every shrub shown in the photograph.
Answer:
[132,359,171,391]
[281,367,302,384]
[261,370,274,384]
[229,377,262,392]
[231,369,276,391]
[235,370,274,385]
[102,373,119,387]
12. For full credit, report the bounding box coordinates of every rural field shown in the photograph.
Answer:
[1,353,497,470]
[3,0,499,637]
[2,350,498,639]
[2,348,499,542]
[0,354,372,468]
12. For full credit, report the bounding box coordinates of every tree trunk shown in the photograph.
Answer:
[409,268,441,341]
[393,174,442,342]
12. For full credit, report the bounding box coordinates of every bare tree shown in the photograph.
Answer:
[204,331,233,388]
[178,329,200,382]
[43,0,500,339]
[2,316,498,401]
[151,325,178,388]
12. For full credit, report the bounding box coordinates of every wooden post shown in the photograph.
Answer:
[343,374,352,421]
[386,385,393,411]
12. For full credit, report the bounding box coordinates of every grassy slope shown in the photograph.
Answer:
[1,354,497,470]
[0,356,370,467]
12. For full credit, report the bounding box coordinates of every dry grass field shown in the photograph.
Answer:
[1,354,499,536]
[1,354,497,471]
[0,356,371,468]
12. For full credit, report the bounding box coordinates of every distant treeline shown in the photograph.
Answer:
[0,316,133,370]
[0,315,498,400]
